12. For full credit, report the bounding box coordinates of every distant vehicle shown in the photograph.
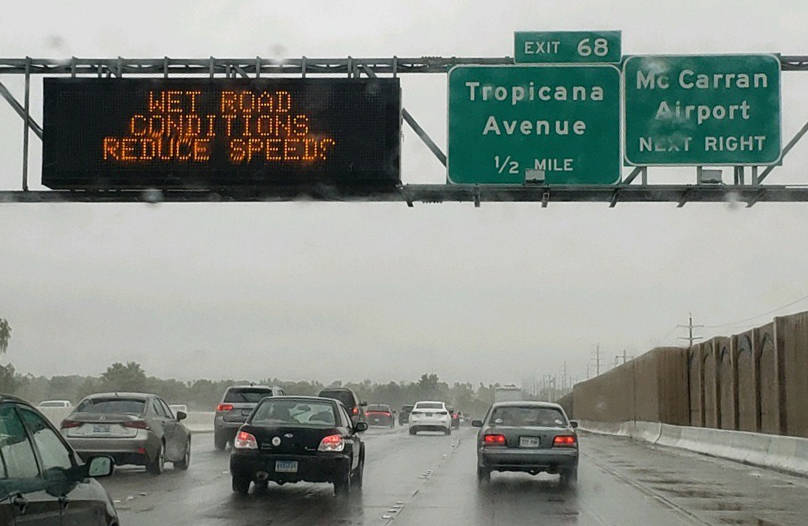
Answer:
[230,396,367,496]
[317,387,367,427]
[408,401,451,435]
[448,407,460,429]
[38,399,73,408]
[365,404,395,427]
[494,385,524,403]
[214,385,285,450]
[169,404,188,415]
[62,392,191,474]
[0,394,118,525]
[398,404,414,425]
[473,401,578,487]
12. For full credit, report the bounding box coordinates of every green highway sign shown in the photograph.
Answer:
[624,54,781,165]
[447,65,621,185]
[514,31,621,64]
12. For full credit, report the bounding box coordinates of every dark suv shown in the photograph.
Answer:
[0,394,118,525]
[316,388,366,426]
[214,385,285,450]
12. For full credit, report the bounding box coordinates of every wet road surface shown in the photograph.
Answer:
[100,427,808,525]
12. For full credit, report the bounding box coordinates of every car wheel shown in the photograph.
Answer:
[409,427,417,435]
[214,431,227,451]
[351,446,365,489]
[146,443,165,475]
[232,474,251,495]
[560,468,578,489]
[175,438,191,470]
[477,466,490,484]
[334,467,352,496]
[445,427,451,435]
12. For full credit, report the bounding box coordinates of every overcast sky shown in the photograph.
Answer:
[1,0,807,386]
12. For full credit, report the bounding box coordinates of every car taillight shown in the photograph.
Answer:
[438,410,448,415]
[383,411,391,416]
[217,403,233,412]
[318,434,345,452]
[234,431,257,450]
[553,435,577,447]
[60,419,81,429]
[483,434,506,446]
[122,420,150,430]
[352,406,359,415]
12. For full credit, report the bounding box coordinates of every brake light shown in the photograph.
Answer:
[122,420,150,430]
[352,406,359,415]
[234,431,257,450]
[217,403,233,412]
[318,434,345,452]
[60,419,81,429]
[483,434,506,446]
[553,435,577,447]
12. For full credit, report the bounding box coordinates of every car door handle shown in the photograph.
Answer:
[10,494,27,514]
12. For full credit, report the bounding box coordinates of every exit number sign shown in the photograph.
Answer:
[515,31,621,64]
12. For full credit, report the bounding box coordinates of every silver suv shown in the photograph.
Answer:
[213,385,284,449]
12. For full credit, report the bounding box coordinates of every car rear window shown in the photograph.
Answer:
[415,402,443,410]
[39,401,67,408]
[251,400,336,426]
[366,405,389,412]
[224,388,273,403]
[76,398,145,415]
[490,406,567,427]
[318,391,355,409]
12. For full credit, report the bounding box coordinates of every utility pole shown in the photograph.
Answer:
[595,344,601,375]
[678,313,704,348]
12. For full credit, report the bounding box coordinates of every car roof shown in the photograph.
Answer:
[0,393,31,405]
[318,387,354,392]
[490,401,564,410]
[81,392,154,400]
[226,385,278,390]
[414,400,445,405]
[259,395,340,405]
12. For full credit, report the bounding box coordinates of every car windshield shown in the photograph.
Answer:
[415,403,443,410]
[251,400,336,426]
[224,389,273,403]
[76,398,145,415]
[490,406,567,427]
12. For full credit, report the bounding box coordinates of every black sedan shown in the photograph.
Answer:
[0,394,118,525]
[230,396,367,496]
[473,401,579,487]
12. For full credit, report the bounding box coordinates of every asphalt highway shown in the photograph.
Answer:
[100,426,808,525]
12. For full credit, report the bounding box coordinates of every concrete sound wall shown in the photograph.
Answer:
[688,345,705,427]
[573,361,635,423]
[778,313,808,438]
[702,339,720,429]
[717,336,737,430]
[758,321,782,435]
[734,329,759,432]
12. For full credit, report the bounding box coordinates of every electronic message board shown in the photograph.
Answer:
[43,78,401,191]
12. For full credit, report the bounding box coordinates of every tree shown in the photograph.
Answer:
[100,362,147,392]
[0,318,10,354]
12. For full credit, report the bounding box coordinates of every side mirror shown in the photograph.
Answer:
[354,422,368,433]
[87,456,114,478]
[471,420,483,428]
[176,411,187,421]
[570,420,579,429]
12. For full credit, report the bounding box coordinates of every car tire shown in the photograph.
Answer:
[146,443,165,475]
[477,466,490,484]
[334,467,352,496]
[560,468,578,489]
[214,431,228,451]
[445,427,451,435]
[232,474,251,495]
[174,438,191,470]
[409,427,417,435]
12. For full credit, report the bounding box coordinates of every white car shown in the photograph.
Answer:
[408,401,452,435]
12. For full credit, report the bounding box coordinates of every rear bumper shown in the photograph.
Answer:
[67,434,160,466]
[409,418,450,430]
[214,418,247,436]
[367,416,394,426]
[230,452,351,483]
[479,447,578,472]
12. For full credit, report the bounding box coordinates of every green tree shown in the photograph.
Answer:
[100,362,147,392]
[0,318,11,354]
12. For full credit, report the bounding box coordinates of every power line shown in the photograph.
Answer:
[677,313,703,348]
[702,293,808,329]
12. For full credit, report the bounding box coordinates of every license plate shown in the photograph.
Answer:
[275,460,298,473]
[92,424,110,434]
[520,436,540,448]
